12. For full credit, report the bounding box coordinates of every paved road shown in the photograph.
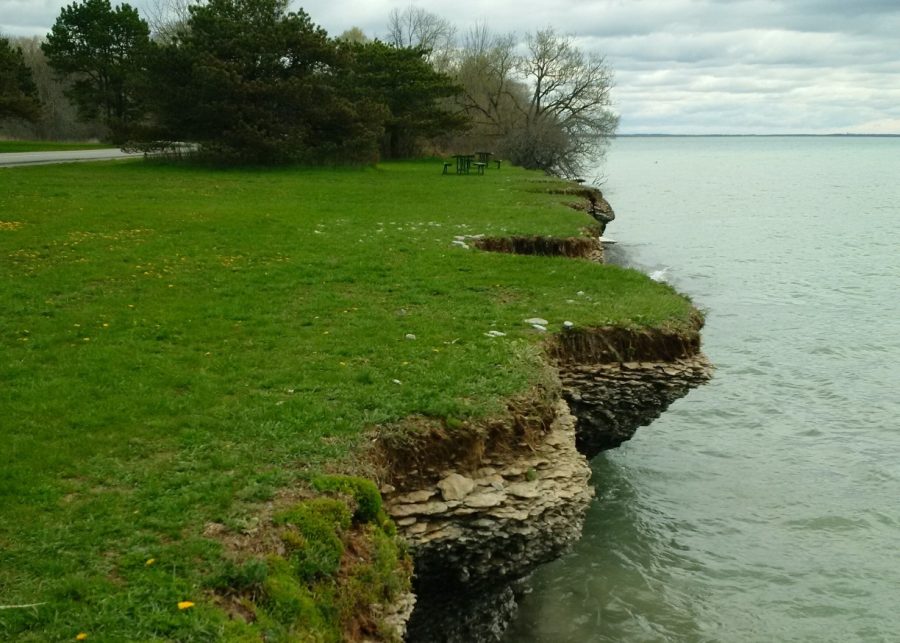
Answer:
[0,148,144,168]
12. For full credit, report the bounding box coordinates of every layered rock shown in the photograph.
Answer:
[561,355,713,457]
[385,400,593,642]
[549,324,712,457]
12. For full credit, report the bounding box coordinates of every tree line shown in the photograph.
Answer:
[0,0,618,175]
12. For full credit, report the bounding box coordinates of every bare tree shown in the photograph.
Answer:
[144,0,197,42]
[386,6,456,71]
[337,26,369,44]
[454,26,618,177]
[456,28,521,132]
[0,36,105,140]
[514,28,618,176]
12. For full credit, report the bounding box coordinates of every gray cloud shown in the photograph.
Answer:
[1,0,898,133]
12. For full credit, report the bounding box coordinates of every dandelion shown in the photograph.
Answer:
[177,601,195,610]
[76,633,88,641]
[145,558,156,566]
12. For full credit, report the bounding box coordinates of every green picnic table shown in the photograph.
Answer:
[453,154,474,174]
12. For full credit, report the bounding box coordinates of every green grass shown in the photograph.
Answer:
[0,140,110,153]
[0,159,695,640]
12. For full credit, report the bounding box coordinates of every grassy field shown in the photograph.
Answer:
[0,159,696,640]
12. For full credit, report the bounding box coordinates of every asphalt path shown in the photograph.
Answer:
[0,148,144,168]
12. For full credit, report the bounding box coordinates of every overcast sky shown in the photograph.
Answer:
[2,0,899,134]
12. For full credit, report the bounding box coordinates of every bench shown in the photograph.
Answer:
[494,159,501,170]
[473,162,487,175]
[442,161,452,175]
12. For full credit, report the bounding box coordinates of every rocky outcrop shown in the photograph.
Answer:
[384,400,593,642]
[561,355,713,457]
[552,323,713,457]
[377,323,712,642]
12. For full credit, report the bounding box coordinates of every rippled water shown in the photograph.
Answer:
[505,137,900,642]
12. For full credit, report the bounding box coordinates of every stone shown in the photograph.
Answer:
[464,491,505,508]
[524,317,548,326]
[390,500,448,518]
[405,333,417,340]
[506,482,541,499]
[396,517,417,527]
[437,473,476,501]
[488,507,531,521]
[478,474,505,487]
[395,489,436,504]
[408,522,429,535]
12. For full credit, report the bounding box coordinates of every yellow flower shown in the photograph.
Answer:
[145,558,156,566]
[76,634,88,641]
[178,601,195,610]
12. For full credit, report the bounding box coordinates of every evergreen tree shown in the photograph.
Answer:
[346,41,466,159]
[42,0,153,136]
[0,36,41,122]
[147,0,385,164]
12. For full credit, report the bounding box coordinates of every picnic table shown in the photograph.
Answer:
[453,154,475,174]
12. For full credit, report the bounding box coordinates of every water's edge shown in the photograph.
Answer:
[375,192,711,640]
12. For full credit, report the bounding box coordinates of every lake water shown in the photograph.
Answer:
[504,137,900,642]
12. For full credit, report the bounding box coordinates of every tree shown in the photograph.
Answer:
[516,28,618,176]
[346,41,466,158]
[337,27,369,44]
[386,6,456,72]
[42,0,153,134]
[454,26,618,177]
[144,0,196,43]
[1,36,107,140]
[144,0,385,164]
[0,36,41,122]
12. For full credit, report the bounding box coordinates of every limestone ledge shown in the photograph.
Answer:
[385,399,593,642]
[561,354,713,457]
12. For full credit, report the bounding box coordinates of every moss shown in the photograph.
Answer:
[312,475,384,525]
[259,556,337,640]
[211,487,409,641]
[275,498,351,581]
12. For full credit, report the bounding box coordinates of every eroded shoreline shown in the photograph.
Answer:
[375,188,712,641]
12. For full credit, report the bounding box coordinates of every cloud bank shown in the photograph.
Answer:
[2,0,898,133]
